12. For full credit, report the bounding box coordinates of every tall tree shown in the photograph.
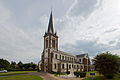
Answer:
[93,51,120,78]
[18,61,23,69]
[10,61,16,69]
[0,59,10,70]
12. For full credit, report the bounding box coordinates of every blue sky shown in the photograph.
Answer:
[0,0,120,63]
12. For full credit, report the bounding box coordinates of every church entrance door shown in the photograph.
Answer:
[46,66,48,72]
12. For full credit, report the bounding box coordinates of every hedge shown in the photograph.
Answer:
[74,71,86,78]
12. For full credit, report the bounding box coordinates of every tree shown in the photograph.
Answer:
[18,61,23,69]
[31,64,37,70]
[0,58,10,70]
[23,63,31,70]
[93,51,120,78]
[10,61,16,69]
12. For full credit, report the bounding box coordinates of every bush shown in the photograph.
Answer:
[74,71,86,78]
[106,74,114,79]
[80,72,86,78]
[74,71,80,77]
[0,68,4,70]
[50,71,59,74]
[66,71,70,75]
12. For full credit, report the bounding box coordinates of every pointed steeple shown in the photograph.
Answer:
[47,11,54,34]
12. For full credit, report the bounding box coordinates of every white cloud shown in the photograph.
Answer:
[0,0,120,63]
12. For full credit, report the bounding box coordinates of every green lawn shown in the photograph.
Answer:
[83,71,120,80]
[0,75,43,80]
[114,73,120,80]
[0,71,36,76]
[83,71,104,80]
[86,71,102,77]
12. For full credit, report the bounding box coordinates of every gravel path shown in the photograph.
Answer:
[28,72,82,80]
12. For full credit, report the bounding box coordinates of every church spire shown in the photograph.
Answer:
[47,11,54,34]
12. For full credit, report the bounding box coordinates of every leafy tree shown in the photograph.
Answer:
[18,61,23,69]
[31,64,37,70]
[93,51,120,78]
[0,58,10,70]
[23,63,31,70]
[10,61,16,69]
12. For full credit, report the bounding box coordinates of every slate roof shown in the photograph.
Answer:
[53,50,75,57]
[47,11,54,34]
[76,53,88,57]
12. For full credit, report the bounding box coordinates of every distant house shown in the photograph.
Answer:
[38,12,90,73]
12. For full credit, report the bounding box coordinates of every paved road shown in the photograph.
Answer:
[28,72,82,80]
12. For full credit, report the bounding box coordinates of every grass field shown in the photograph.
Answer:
[83,71,104,80]
[0,75,43,80]
[83,71,120,80]
[0,71,36,76]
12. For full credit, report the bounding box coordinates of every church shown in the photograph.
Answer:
[38,12,90,73]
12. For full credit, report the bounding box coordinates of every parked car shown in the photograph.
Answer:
[0,70,7,73]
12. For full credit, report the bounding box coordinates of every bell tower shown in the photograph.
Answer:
[44,11,58,50]
[41,11,58,72]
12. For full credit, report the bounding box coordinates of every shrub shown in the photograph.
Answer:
[80,72,86,78]
[106,74,114,79]
[0,68,4,70]
[66,71,70,75]
[50,71,59,74]
[74,71,80,77]
[74,71,86,78]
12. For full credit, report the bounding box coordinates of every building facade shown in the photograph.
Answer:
[38,12,90,73]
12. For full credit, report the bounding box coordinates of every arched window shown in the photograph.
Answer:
[68,57,69,61]
[62,56,64,60]
[55,54,57,59]
[46,39,48,48]
[65,56,67,60]
[69,64,71,69]
[62,64,64,69]
[59,55,61,60]
[81,66,83,69]
[52,39,55,48]
[74,65,76,69]
[54,63,56,69]
[79,59,81,62]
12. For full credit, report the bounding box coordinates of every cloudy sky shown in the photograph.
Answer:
[0,0,120,63]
